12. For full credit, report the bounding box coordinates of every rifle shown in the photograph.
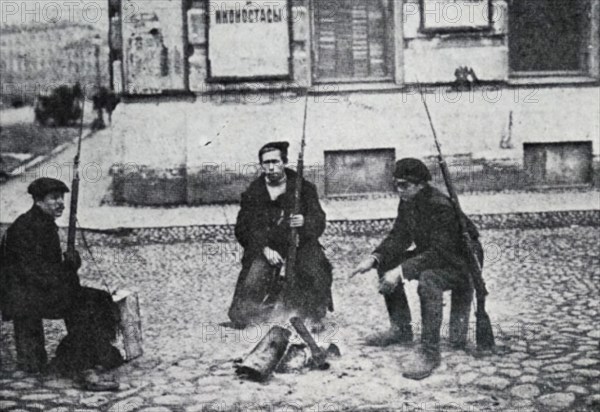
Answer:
[66,95,85,260]
[416,83,495,350]
[282,95,309,309]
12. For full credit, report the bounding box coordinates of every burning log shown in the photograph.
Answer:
[234,325,291,381]
[234,318,341,381]
[290,317,340,370]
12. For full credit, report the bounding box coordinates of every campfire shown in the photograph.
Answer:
[234,317,341,382]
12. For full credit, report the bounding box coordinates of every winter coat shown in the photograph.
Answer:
[229,169,333,322]
[0,206,80,320]
[373,185,483,280]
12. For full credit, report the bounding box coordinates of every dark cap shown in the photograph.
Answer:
[28,178,70,199]
[258,141,289,162]
[393,158,432,183]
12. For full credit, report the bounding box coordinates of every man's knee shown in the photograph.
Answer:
[417,270,442,297]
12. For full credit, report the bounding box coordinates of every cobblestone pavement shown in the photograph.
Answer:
[1,226,599,411]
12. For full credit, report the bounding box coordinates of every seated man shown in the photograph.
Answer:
[228,142,333,330]
[0,178,122,389]
[352,159,483,380]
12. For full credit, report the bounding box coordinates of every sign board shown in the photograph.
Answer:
[421,0,491,31]
[208,0,292,79]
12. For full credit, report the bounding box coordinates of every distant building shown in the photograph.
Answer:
[0,22,109,106]
[107,0,600,205]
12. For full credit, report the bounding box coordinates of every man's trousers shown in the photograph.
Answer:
[418,268,473,352]
[13,317,48,372]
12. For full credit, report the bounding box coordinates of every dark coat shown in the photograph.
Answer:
[373,185,483,280]
[230,169,333,321]
[0,206,80,320]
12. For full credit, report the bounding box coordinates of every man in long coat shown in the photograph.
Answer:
[352,158,483,380]
[228,142,333,330]
[0,178,122,389]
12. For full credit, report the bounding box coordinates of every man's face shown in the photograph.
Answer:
[36,191,65,219]
[395,179,423,201]
[261,149,286,183]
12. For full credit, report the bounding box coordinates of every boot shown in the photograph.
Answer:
[78,369,120,391]
[402,345,441,380]
[404,271,444,379]
[364,324,413,347]
[365,274,413,347]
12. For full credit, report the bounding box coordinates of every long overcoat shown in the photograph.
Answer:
[229,169,333,321]
[373,185,483,279]
[0,205,80,320]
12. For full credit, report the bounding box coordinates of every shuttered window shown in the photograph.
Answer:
[313,0,392,82]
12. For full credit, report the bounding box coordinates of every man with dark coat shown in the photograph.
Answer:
[0,178,122,389]
[352,158,483,380]
[228,142,333,330]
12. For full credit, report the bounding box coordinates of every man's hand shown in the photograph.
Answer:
[350,256,377,278]
[63,250,82,271]
[263,247,284,267]
[289,214,304,228]
[379,266,404,295]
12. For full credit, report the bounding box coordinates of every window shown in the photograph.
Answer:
[324,149,396,196]
[509,0,592,75]
[313,0,393,82]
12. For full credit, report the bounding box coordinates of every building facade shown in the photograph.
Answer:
[108,0,600,204]
[0,22,110,106]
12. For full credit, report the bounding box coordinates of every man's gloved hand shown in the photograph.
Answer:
[63,250,82,271]
[378,265,404,295]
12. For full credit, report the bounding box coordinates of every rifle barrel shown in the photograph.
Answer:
[67,96,85,255]
[283,94,309,304]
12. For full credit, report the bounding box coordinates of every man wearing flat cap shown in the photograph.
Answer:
[0,178,79,372]
[351,158,482,380]
[0,178,122,388]
[228,141,333,330]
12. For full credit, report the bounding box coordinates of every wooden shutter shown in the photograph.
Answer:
[314,0,391,81]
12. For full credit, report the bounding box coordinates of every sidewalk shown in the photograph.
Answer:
[0,127,598,230]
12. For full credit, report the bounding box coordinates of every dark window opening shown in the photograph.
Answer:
[509,0,591,74]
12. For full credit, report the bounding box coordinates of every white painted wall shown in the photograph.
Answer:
[110,86,600,174]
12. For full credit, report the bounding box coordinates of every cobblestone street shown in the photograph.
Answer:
[1,226,599,411]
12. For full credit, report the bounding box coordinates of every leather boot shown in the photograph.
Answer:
[403,272,444,379]
[363,324,413,347]
[78,369,120,391]
[449,287,473,350]
[402,344,441,380]
[365,276,413,347]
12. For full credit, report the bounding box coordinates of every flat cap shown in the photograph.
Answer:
[28,177,69,198]
[394,158,432,183]
[259,141,289,160]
